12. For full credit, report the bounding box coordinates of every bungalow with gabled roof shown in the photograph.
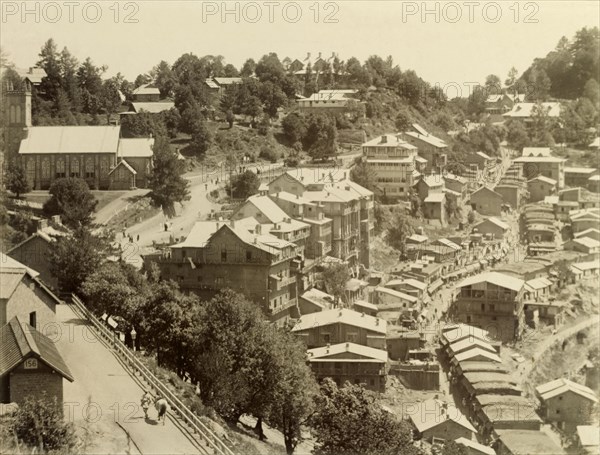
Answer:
[536,378,598,431]
[470,187,503,216]
[473,217,509,240]
[0,317,74,404]
[291,308,386,349]
[527,175,557,202]
[306,342,388,392]
[406,398,476,443]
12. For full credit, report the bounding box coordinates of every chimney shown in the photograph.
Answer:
[254,236,258,244]
[331,51,336,58]
[346,342,350,348]
[339,310,342,317]
[256,224,262,234]
[376,318,380,326]
[361,312,365,317]
[215,222,220,231]
[318,52,322,59]
[306,52,311,60]
[381,135,387,144]
[286,217,291,224]
[230,219,235,228]
[296,194,299,199]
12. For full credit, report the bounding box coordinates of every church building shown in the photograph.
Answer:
[5,86,154,190]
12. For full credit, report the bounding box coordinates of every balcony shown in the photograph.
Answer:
[270,297,298,315]
[269,274,297,291]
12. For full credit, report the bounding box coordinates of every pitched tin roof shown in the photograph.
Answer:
[457,271,524,292]
[292,308,386,334]
[307,342,387,362]
[19,126,120,155]
[0,317,74,381]
[536,378,598,403]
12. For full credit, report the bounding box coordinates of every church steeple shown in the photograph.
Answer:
[4,82,32,156]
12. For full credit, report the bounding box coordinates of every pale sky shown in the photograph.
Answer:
[1,1,598,95]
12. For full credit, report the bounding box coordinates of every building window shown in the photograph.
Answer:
[26,159,35,185]
[197,276,203,282]
[41,159,50,178]
[70,157,80,177]
[490,304,495,312]
[246,250,252,262]
[221,250,227,262]
[100,158,109,176]
[481,303,485,311]
[323,334,330,343]
[85,157,95,178]
[215,277,224,285]
[467,316,472,323]
[29,311,36,329]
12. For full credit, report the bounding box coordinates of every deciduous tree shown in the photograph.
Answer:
[147,136,190,217]
[311,379,421,455]
[5,161,31,198]
[228,170,260,199]
[386,211,414,257]
[49,227,107,293]
[43,178,98,228]
[321,263,350,306]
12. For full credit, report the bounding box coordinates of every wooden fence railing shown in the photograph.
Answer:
[69,294,237,455]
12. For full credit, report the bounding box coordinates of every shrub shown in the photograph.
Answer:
[259,145,279,163]
[11,395,77,453]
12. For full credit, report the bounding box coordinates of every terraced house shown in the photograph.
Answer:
[144,217,300,325]
[267,169,374,271]
[450,272,526,342]
[361,133,420,200]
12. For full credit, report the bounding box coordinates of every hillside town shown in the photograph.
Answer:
[1,8,599,455]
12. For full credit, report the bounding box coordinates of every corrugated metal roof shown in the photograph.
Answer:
[0,317,74,381]
[292,308,386,334]
[454,348,501,363]
[307,342,387,362]
[458,271,524,292]
[475,217,510,231]
[409,398,476,433]
[405,131,447,148]
[536,378,598,403]
[19,126,120,155]
[449,338,496,355]
[118,138,154,158]
[132,84,160,95]
[455,437,495,455]
[131,102,175,114]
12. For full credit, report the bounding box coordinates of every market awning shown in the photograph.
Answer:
[428,279,444,294]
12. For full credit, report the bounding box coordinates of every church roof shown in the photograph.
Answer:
[118,138,154,158]
[19,126,120,155]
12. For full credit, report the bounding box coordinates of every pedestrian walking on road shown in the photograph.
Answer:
[141,390,152,419]
[155,397,169,425]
